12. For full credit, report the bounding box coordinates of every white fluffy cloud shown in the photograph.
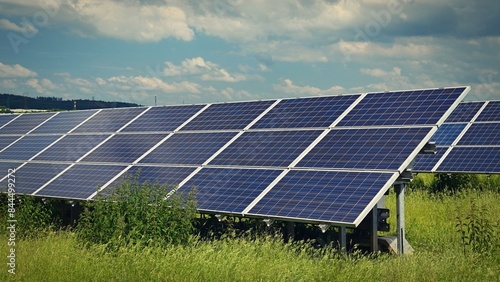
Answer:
[274,79,345,96]
[163,57,248,82]
[0,62,37,78]
[0,18,37,34]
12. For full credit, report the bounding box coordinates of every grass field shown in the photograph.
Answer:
[1,182,499,281]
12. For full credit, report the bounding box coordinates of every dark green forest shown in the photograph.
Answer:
[0,93,140,111]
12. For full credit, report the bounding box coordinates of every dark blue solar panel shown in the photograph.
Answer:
[0,163,70,194]
[251,95,360,129]
[0,135,61,160]
[248,170,394,224]
[430,124,467,146]
[338,88,466,126]
[30,110,98,134]
[140,132,237,165]
[0,115,17,128]
[457,123,500,146]
[445,102,484,123]
[180,100,275,131]
[179,168,283,213]
[210,130,322,167]
[297,127,432,170]
[412,147,448,171]
[35,164,126,199]
[105,166,196,191]
[0,112,55,134]
[81,134,167,163]
[0,136,20,150]
[476,101,500,122]
[122,105,204,132]
[34,134,110,162]
[72,107,146,133]
[437,147,500,173]
[0,162,23,186]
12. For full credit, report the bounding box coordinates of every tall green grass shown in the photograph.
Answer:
[1,189,498,281]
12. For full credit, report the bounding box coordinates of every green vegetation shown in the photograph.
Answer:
[0,174,499,281]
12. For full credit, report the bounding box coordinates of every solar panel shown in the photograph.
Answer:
[0,163,70,194]
[437,147,500,173]
[209,130,322,167]
[72,107,146,133]
[81,134,167,163]
[34,134,110,162]
[0,115,18,128]
[0,112,55,134]
[180,100,275,131]
[0,162,23,184]
[30,110,98,134]
[104,166,197,192]
[122,105,205,132]
[338,88,466,126]
[139,132,237,165]
[457,123,500,146]
[429,123,467,146]
[246,170,395,225]
[412,147,447,171]
[0,135,61,161]
[476,101,500,122]
[35,164,127,199]
[0,86,471,227]
[297,127,433,170]
[0,136,20,150]
[251,95,360,129]
[179,168,283,213]
[445,102,484,123]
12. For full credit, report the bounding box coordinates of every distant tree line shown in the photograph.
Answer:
[0,93,140,110]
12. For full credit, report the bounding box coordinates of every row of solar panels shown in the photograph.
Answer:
[414,100,500,173]
[0,87,469,226]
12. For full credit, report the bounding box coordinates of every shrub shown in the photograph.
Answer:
[76,173,197,251]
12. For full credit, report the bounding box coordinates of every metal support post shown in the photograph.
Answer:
[395,182,406,256]
[286,222,295,242]
[339,226,347,253]
[371,204,378,253]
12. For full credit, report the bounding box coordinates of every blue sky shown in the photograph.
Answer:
[0,0,499,106]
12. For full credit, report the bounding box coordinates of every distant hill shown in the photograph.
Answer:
[0,93,141,111]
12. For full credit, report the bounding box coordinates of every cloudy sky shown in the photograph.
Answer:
[0,0,499,106]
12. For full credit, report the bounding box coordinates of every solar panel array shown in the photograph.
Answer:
[413,100,500,174]
[0,87,469,227]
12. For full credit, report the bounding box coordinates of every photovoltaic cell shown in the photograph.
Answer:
[430,123,467,146]
[457,123,500,146]
[248,170,394,224]
[0,163,70,194]
[437,147,500,173]
[104,166,196,193]
[0,112,55,135]
[297,127,432,170]
[30,110,98,134]
[338,88,466,126]
[81,134,167,163]
[251,95,360,129]
[36,164,127,199]
[34,134,110,162]
[412,147,447,172]
[0,162,23,184]
[72,107,146,133]
[0,115,17,128]
[179,168,283,213]
[180,100,275,131]
[476,101,500,122]
[210,130,322,167]
[0,136,20,150]
[140,132,237,165]
[445,102,484,123]
[0,135,61,161]
[122,105,204,132]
